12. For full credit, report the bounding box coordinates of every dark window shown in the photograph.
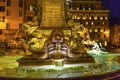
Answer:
[79,5,82,10]
[98,28,100,32]
[7,0,11,6]
[103,16,105,20]
[6,23,10,30]
[104,35,106,38]
[97,22,100,25]
[19,11,22,17]
[6,10,10,16]
[0,30,2,35]
[91,16,94,19]
[91,5,94,10]
[113,29,114,32]
[85,5,88,10]
[98,35,100,38]
[0,16,1,22]
[19,0,23,7]
[27,16,32,21]
[0,6,5,11]
[118,28,120,32]
[0,0,5,2]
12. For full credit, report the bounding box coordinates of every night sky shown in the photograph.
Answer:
[102,0,120,25]
[102,0,120,17]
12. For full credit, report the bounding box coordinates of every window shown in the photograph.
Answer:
[85,5,88,10]
[0,30,2,35]
[27,16,32,21]
[91,5,94,10]
[91,22,94,25]
[104,35,106,38]
[0,6,5,12]
[86,22,88,25]
[98,35,100,38]
[29,4,34,11]
[19,11,22,17]
[98,28,100,32]
[19,0,23,7]
[0,0,5,2]
[97,22,100,25]
[102,21,105,25]
[6,23,10,30]
[0,16,5,22]
[2,16,5,22]
[6,10,10,16]
[79,5,82,10]
[7,0,11,6]
[118,28,120,33]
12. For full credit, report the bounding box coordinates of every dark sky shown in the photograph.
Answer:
[102,0,120,17]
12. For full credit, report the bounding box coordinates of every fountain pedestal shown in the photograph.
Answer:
[17,0,95,67]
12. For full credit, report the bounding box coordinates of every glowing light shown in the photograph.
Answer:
[105,17,108,20]
[88,8,91,10]
[53,59,64,67]
[104,41,107,46]
[89,29,92,33]
[77,8,79,10]
[74,15,77,19]
[100,17,103,20]
[77,17,80,19]
[89,17,91,20]
[94,16,97,20]
[86,22,88,25]
[100,30,103,32]
[95,29,98,32]
[91,22,94,25]
[83,16,86,20]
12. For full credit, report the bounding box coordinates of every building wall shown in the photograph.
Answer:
[0,0,25,29]
[70,0,109,46]
[110,24,120,46]
[0,0,25,40]
[0,0,110,45]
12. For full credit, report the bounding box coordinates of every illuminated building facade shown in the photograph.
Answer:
[110,24,120,47]
[0,0,25,40]
[70,0,109,46]
[0,0,109,46]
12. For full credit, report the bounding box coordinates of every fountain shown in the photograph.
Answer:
[17,0,94,67]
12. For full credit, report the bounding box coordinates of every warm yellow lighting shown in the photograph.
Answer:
[103,22,105,25]
[88,8,91,10]
[100,30,103,32]
[100,17,103,20]
[89,29,92,33]
[86,22,88,25]
[104,31,109,34]
[0,22,5,29]
[83,8,85,10]
[105,17,108,20]
[91,22,94,25]
[77,8,79,10]
[72,16,74,19]
[95,29,98,32]
[74,15,77,19]
[104,41,107,46]
[94,16,97,20]
[89,17,91,20]
[77,17,80,19]
[83,16,86,20]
